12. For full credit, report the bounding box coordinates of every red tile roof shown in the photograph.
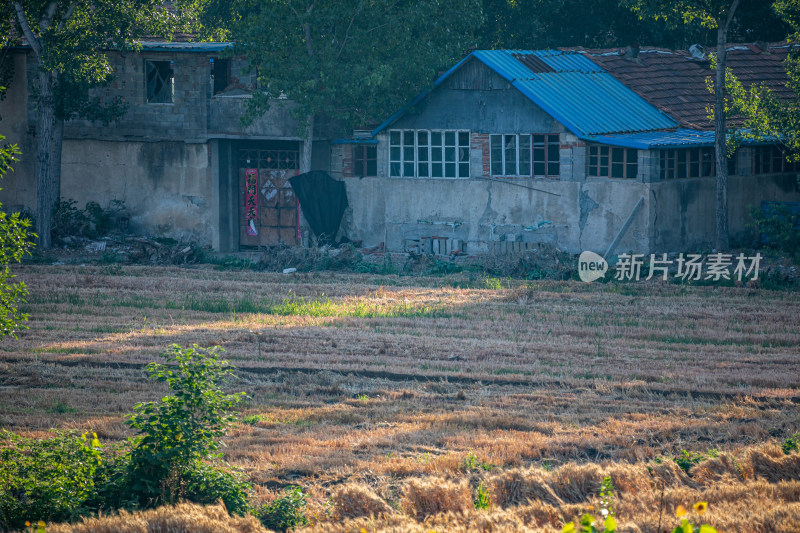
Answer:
[574,43,794,130]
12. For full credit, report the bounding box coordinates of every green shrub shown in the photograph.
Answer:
[51,198,127,243]
[474,481,491,510]
[125,344,248,510]
[749,203,800,261]
[0,430,103,530]
[0,138,34,338]
[783,434,799,455]
[256,486,309,532]
[674,449,718,475]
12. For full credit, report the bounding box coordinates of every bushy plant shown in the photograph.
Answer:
[562,476,616,533]
[256,486,309,532]
[783,434,799,455]
[125,344,248,511]
[474,481,491,510]
[0,138,34,338]
[51,198,127,243]
[674,449,718,475]
[0,430,102,530]
[749,203,800,261]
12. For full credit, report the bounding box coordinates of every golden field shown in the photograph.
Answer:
[2,264,799,532]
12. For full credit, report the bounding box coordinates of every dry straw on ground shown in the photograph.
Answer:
[3,265,800,532]
[46,502,267,533]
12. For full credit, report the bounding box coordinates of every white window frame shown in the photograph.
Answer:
[389,129,470,178]
[491,133,560,178]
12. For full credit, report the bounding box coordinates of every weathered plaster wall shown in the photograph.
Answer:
[60,139,214,244]
[0,51,36,211]
[651,173,800,252]
[338,173,650,255]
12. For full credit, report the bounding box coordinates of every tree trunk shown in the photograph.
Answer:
[52,117,63,212]
[713,0,740,252]
[300,114,314,174]
[35,70,56,249]
[714,24,729,251]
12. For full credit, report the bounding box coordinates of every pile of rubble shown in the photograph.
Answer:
[44,234,201,265]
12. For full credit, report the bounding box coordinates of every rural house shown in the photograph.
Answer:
[331,43,800,255]
[0,40,339,251]
[1,41,798,255]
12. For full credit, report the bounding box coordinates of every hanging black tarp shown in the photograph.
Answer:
[288,170,349,244]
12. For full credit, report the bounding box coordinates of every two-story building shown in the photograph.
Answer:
[1,41,798,255]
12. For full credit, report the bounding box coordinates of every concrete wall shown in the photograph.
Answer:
[0,51,36,211]
[60,139,214,245]
[337,171,650,255]
[651,172,800,252]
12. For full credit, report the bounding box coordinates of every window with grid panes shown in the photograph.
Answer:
[353,145,377,176]
[491,134,559,177]
[659,148,715,179]
[588,145,637,179]
[389,130,469,178]
[753,145,800,174]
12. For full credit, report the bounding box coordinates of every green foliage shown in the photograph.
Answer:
[725,1,800,159]
[0,344,252,526]
[599,476,615,518]
[462,451,494,472]
[0,430,103,530]
[782,434,799,454]
[426,259,463,275]
[125,344,248,510]
[562,513,617,533]
[51,198,127,242]
[206,0,483,135]
[474,481,491,510]
[256,486,309,532]
[749,204,800,261]
[562,476,616,533]
[673,449,719,474]
[0,137,34,337]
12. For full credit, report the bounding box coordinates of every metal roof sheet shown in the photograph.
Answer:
[582,129,783,149]
[372,49,678,137]
[513,72,677,135]
[582,129,716,149]
[137,41,232,52]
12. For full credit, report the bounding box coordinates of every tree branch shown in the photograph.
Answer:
[39,1,58,32]
[336,2,362,60]
[723,0,741,32]
[12,2,42,56]
[57,2,78,31]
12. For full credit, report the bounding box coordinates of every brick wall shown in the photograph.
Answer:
[342,145,354,177]
[470,133,490,178]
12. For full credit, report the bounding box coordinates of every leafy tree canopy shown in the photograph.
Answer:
[727,0,800,158]
[482,0,789,51]
[201,0,483,133]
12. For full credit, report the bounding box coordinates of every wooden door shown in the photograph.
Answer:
[239,148,300,248]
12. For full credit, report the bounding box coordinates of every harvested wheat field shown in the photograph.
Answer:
[2,264,800,532]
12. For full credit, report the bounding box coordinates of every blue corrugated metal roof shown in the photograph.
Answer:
[490,49,604,73]
[371,49,678,137]
[137,41,232,52]
[331,138,379,145]
[472,50,677,136]
[582,129,716,149]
